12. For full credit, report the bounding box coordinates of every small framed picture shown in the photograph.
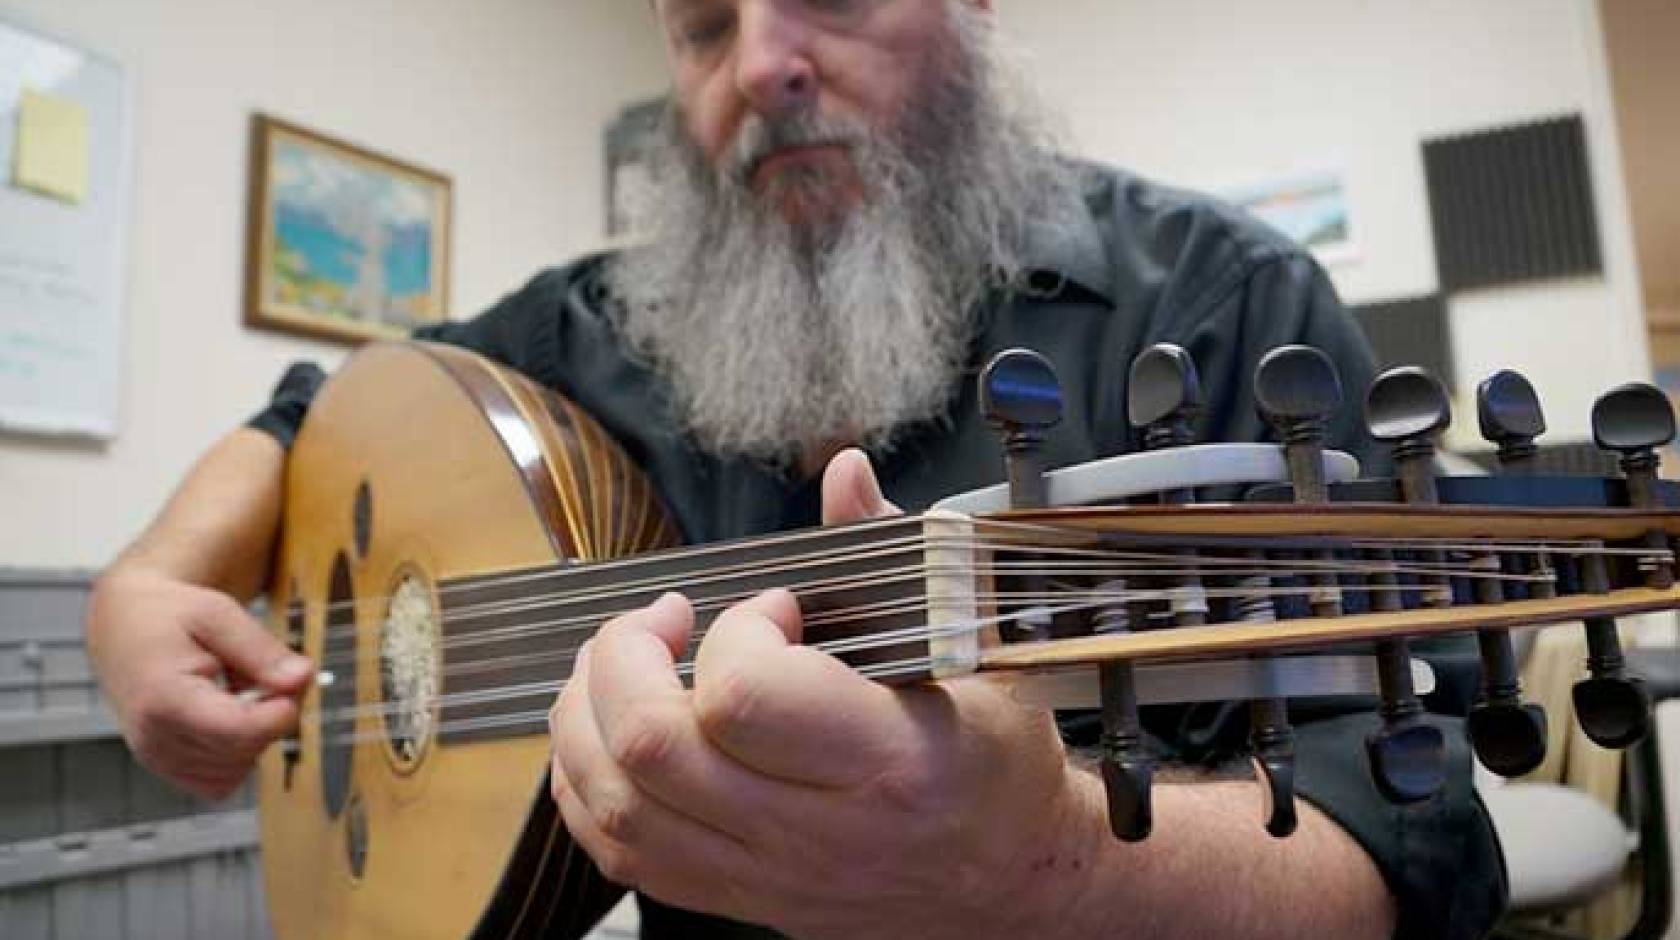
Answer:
[244,114,451,344]
[1222,169,1359,268]
[604,97,666,240]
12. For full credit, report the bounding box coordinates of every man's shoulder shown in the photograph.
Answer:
[492,252,619,320]
[416,252,629,386]
[1062,159,1317,317]
[1072,159,1302,263]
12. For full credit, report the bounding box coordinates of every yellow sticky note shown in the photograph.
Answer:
[14,87,90,204]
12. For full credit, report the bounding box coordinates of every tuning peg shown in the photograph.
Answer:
[1345,368,1451,801]
[1255,346,1342,503]
[1477,372,1555,602]
[1098,662,1153,841]
[1592,382,1676,471]
[1362,579,1448,803]
[1563,382,1674,748]
[1246,346,1350,832]
[1371,366,1547,778]
[1365,368,1451,584]
[1365,717,1449,803]
[980,349,1063,510]
[1255,345,1343,429]
[1366,366,1451,497]
[1129,343,1202,450]
[1593,384,1676,580]
[1477,371,1546,469]
[1463,699,1548,776]
[1573,674,1651,749]
[1093,343,1208,842]
[1251,700,1298,837]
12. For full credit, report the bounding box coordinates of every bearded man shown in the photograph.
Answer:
[86,1,1505,937]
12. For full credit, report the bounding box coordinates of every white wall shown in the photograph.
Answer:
[0,0,669,568]
[4,0,1656,567]
[1000,0,1650,447]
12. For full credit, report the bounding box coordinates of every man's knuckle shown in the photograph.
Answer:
[549,764,568,806]
[189,589,233,623]
[591,789,645,844]
[547,696,566,738]
[609,709,680,776]
[592,843,640,888]
[698,667,764,740]
[867,765,938,815]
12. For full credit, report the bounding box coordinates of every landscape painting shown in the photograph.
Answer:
[1223,169,1358,267]
[245,115,451,343]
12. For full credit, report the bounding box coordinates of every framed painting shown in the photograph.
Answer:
[1222,169,1359,268]
[244,114,451,344]
[603,97,666,240]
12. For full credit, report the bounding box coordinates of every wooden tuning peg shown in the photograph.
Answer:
[1371,367,1546,778]
[980,349,1063,643]
[1255,345,1342,503]
[1098,664,1152,842]
[1366,367,1452,499]
[1566,382,1675,748]
[1091,343,1208,842]
[1477,370,1546,469]
[980,349,1063,510]
[1129,343,1201,451]
[1594,383,1677,536]
[1354,367,1456,801]
[1243,345,1362,836]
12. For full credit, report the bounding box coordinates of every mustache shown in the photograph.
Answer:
[724,112,870,187]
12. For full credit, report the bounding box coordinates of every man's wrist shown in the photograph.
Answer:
[985,762,1120,940]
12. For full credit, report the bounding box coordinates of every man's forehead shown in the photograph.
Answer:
[653,0,716,18]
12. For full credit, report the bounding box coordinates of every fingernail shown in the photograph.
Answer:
[656,591,685,606]
[859,467,884,512]
[268,655,312,683]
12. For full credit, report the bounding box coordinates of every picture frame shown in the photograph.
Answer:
[603,97,666,240]
[244,114,452,344]
[1222,169,1359,268]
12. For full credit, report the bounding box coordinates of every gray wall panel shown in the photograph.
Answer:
[126,865,191,940]
[55,872,126,939]
[0,744,57,842]
[1,887,53,940]
[62,739,132,832]
[1,570,273,940]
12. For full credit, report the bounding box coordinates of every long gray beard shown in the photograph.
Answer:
[607,7,1083,465]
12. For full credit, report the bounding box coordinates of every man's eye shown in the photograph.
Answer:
[682,16,733,48]
[805,0,862,15]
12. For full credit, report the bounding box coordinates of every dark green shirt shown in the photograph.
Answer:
[252,162,1505,940]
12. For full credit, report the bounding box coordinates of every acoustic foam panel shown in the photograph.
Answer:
[1422,115,1602,291]
[1351,293,1456,392]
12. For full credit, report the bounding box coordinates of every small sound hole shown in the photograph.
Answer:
[345,791,369,880]
[353,482,373,560]
[281,586,304,791]
[320,552,358,820]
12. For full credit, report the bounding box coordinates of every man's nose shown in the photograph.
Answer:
[735,4,817,117]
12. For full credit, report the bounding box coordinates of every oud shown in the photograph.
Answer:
[257,340,1677,938]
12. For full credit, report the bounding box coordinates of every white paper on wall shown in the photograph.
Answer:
[0,17,131,440]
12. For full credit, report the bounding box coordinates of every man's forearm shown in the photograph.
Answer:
[1037,768,1396,940]
[105,427,287,599]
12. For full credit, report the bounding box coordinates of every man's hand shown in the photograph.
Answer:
[86,568,312,800]
[547,449,1086,937]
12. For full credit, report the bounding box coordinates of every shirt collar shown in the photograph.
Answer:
[1014,165,1114,306]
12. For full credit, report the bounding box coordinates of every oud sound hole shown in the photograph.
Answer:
[378,570,439,770]
[320,552,358,820]
[345,791,369,880]
[280,588,304,791]
[352,481,372,559]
